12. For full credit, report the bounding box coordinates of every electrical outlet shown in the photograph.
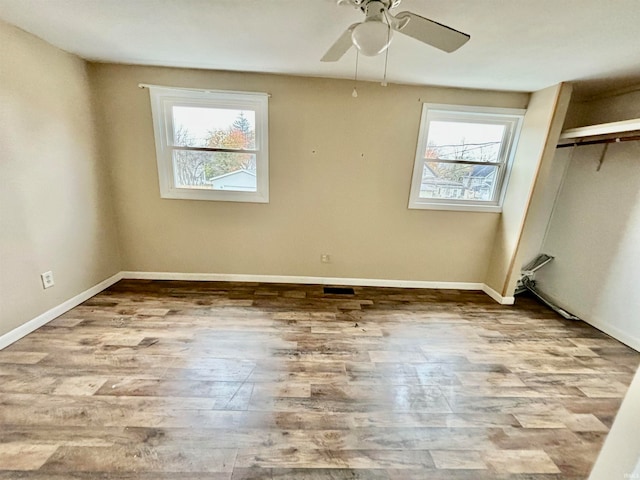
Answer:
[320,254,331,264]
[41,271,55,289]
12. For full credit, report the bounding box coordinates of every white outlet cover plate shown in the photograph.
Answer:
[41,271,54,289]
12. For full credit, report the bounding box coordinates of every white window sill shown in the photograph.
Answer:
[408,201,503,213]
[161,187,269,203]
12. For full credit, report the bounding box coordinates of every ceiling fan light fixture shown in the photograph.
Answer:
[351,20,392,56]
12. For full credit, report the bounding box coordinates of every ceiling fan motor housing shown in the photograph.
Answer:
[362,0,389,17]
[338,0,401,11]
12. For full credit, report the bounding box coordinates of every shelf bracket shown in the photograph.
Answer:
[596,142,609,171]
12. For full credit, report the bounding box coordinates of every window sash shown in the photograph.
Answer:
[409,103,524,212]
[425,158,503,167]
[148,85,269,203]
[169,145,259,154]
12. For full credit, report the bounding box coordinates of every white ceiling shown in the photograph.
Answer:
[2,0,640,98]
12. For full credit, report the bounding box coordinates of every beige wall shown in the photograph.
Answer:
[0,22,121,337]
[90,64,529,283]
[484,84,569,296]
[565,89,640,128]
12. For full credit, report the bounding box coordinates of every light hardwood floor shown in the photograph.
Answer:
[0,280,638,479]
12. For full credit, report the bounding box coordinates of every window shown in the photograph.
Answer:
[147,85,269,202]
[408,103,524,212]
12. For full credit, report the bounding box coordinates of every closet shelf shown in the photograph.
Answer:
[558,118,640,147]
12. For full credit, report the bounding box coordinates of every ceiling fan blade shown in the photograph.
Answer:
[321,23,358,62]
[394,11,469,53]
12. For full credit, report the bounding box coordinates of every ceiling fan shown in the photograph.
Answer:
[321,0,470,61]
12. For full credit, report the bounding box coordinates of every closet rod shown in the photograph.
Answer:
[557,135,640,149]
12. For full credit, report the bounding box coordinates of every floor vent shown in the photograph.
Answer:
[323,286,355,295]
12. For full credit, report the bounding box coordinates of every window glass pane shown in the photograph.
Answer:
[425,121,505,163]
[172,106,256,150]
[172,150,257,192]
[420,161,499,201]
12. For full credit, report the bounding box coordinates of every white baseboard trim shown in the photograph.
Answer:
[121,271,486,291]
[583,317,640,352]
[0,272,123,350]
[482,284,515,305]
[526,287,639,352]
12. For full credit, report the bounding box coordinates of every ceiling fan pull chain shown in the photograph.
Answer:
[381,45,389,87]
[352,50,360,97]
[381,9,391,86]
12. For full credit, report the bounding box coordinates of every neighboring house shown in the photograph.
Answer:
[420,163,497,200]
[419,163,466,199]
[209,169,257,192]
[463,164,496,200]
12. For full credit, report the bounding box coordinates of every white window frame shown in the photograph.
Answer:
[408,103,524,213]
[147,85,269,203]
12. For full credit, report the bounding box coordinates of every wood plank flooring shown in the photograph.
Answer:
[0,280,638,479]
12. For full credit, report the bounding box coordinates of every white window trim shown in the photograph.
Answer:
[408,103,524,213]
[147,85,269,203]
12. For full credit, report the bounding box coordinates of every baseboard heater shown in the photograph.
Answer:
[515,254,580,321]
